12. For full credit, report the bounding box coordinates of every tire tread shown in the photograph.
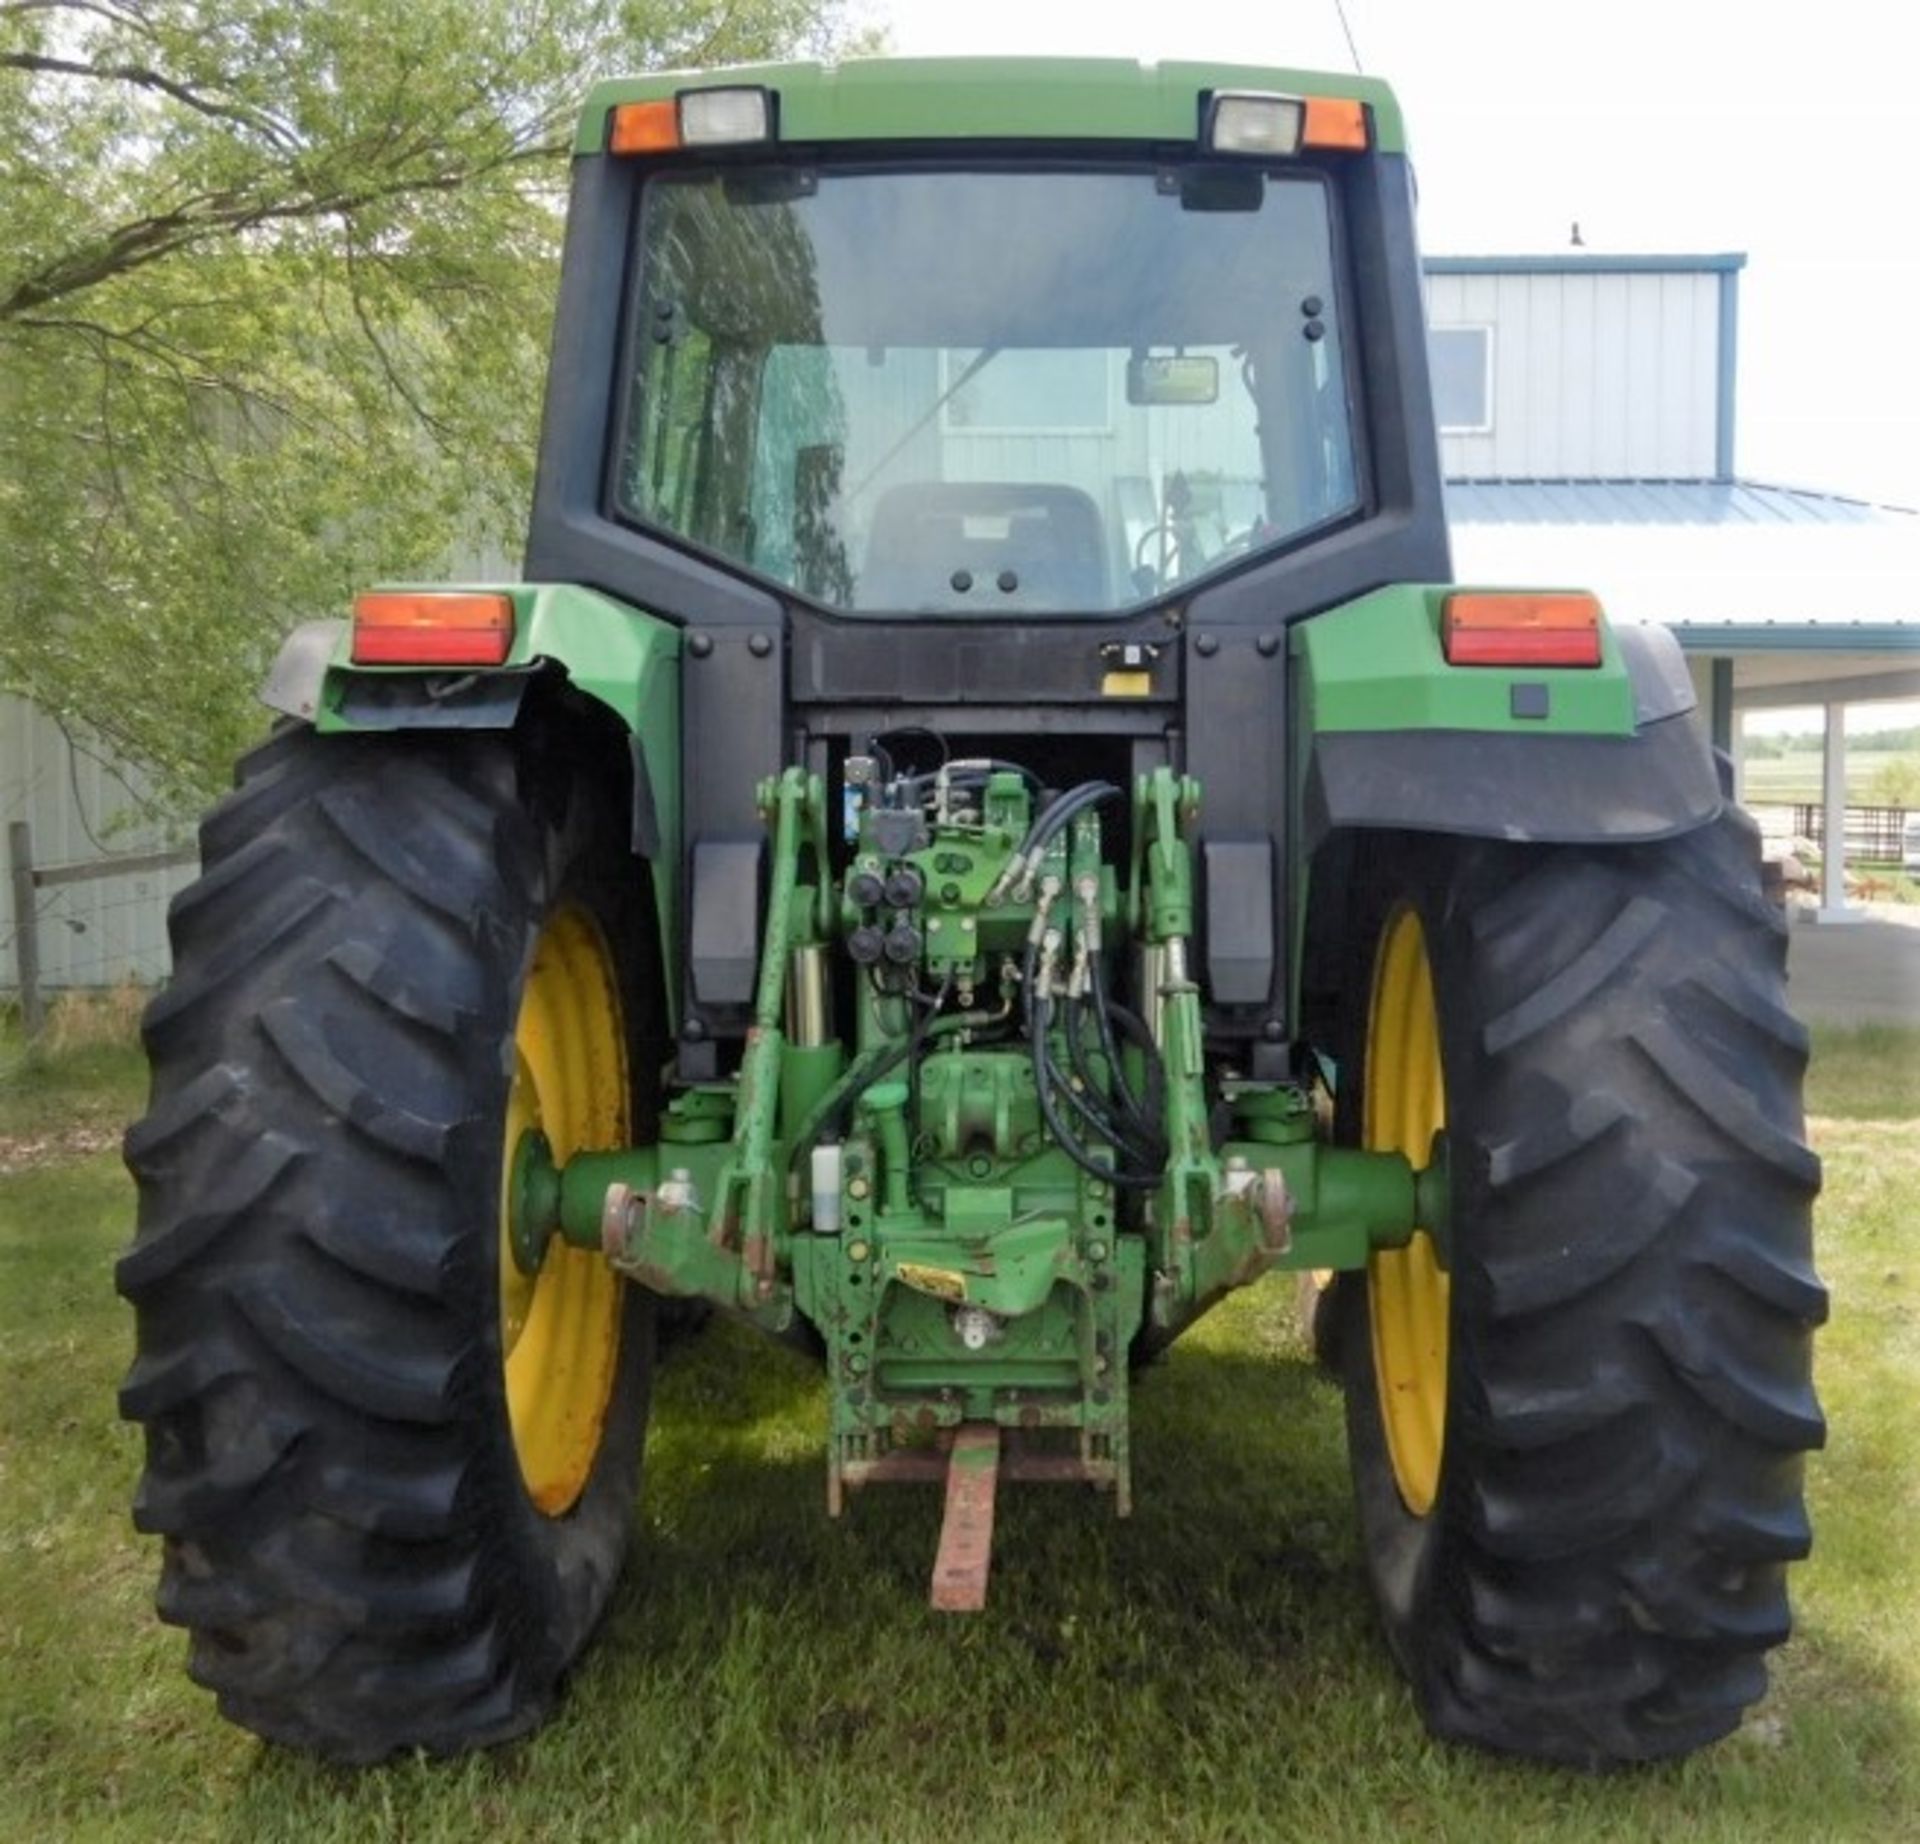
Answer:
[1339,810,1824,1767]
[120,727,649,1760]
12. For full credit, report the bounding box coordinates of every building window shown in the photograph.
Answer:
[1429,325,1493,433]
[941,347,1112,433]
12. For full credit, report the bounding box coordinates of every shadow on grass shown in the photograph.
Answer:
[212,1306,1919,1844]
[626,1322,1363,1656]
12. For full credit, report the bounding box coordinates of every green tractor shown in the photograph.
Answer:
[119,58,1825,1768]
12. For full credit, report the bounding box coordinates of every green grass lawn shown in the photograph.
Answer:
[1740,748,1918,809]
[2,1029,1916,1842]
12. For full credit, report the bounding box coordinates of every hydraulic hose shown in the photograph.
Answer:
[1020,780,1119,860]
[1090,959,1164,1149]
[1066,995,1163,1166]
[1030,1007,1162,1191]
[1023,936,1161,1191]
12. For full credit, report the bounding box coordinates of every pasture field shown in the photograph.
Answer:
[1741,748,1917,808]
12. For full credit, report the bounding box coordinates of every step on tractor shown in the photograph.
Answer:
[119,58,1826,1769]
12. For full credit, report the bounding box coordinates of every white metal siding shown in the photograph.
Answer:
[1429,270,1720,478]
[1,694,197,991]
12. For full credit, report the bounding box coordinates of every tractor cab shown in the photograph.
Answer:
[530,64,1448,643]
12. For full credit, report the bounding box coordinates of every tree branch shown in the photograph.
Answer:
[0,1,152,28]
[4,162,483,318]
[340,229,459,447]
[14,312,346,446]
[0,49,297,147]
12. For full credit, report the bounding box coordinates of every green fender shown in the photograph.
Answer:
[1290,581,1722,1019]
[1292,582,1717,851]
[263,583,682,1021]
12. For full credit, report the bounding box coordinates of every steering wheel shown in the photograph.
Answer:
[1133,520,1193,585]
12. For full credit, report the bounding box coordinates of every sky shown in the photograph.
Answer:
[858,0,1920,733]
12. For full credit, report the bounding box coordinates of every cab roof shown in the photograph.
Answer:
[574,56,1406,157]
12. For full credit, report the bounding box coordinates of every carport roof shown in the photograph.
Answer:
[1446,477,1902,528]
[1447,477,1920,645]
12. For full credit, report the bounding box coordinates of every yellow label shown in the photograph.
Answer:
[896,1262,968,1302]
[1101,670,1152,698]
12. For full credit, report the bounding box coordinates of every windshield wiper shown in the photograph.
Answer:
[845,345,1001,503]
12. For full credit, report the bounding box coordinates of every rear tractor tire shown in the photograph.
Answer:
[119,729,658,1761]
[1333,808,1826,1767]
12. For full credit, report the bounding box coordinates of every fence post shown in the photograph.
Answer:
[8,819,44,1040]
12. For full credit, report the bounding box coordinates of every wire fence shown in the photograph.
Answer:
[1789,804,1912,863]
[1750,803,1914,864]
[5,820,197,1037]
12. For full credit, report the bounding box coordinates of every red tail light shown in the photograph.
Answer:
[1443,592,1603,668]
[351,592,514,666]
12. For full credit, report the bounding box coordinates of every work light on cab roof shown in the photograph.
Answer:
[1205,90,1370,155]
[610,84,774,154]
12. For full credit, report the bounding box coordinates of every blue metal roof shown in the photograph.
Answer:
[1662,623,1918,653]
[1450,478,1920,640]
[1445,478,1914,528]
[1426,253,1746,276]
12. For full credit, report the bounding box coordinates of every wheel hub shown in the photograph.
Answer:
[507,1127,561,1276]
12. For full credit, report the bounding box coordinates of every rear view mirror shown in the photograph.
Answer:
[1127,355,1219,406]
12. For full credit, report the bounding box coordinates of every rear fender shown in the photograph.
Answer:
[261,583,682,1008]
[1291,584,1722,1035]
[1295,583,1719,853]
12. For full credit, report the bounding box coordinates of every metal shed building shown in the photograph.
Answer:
[1431,250,1919,920]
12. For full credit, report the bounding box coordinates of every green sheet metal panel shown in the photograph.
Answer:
[1295,583,1639,736]
[575,57,1407,157]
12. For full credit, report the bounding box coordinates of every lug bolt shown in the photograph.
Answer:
[848,1177,871,1202]
[848,1240,871,1262]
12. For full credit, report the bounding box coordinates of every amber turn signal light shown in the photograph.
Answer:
[1442,592,1603,668]
[351,592,514,666]
[609,98,679,155]
[1301,97,1369,151]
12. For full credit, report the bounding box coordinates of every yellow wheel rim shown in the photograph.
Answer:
[499,906,628,1516]
[1365,907,1450,1517]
